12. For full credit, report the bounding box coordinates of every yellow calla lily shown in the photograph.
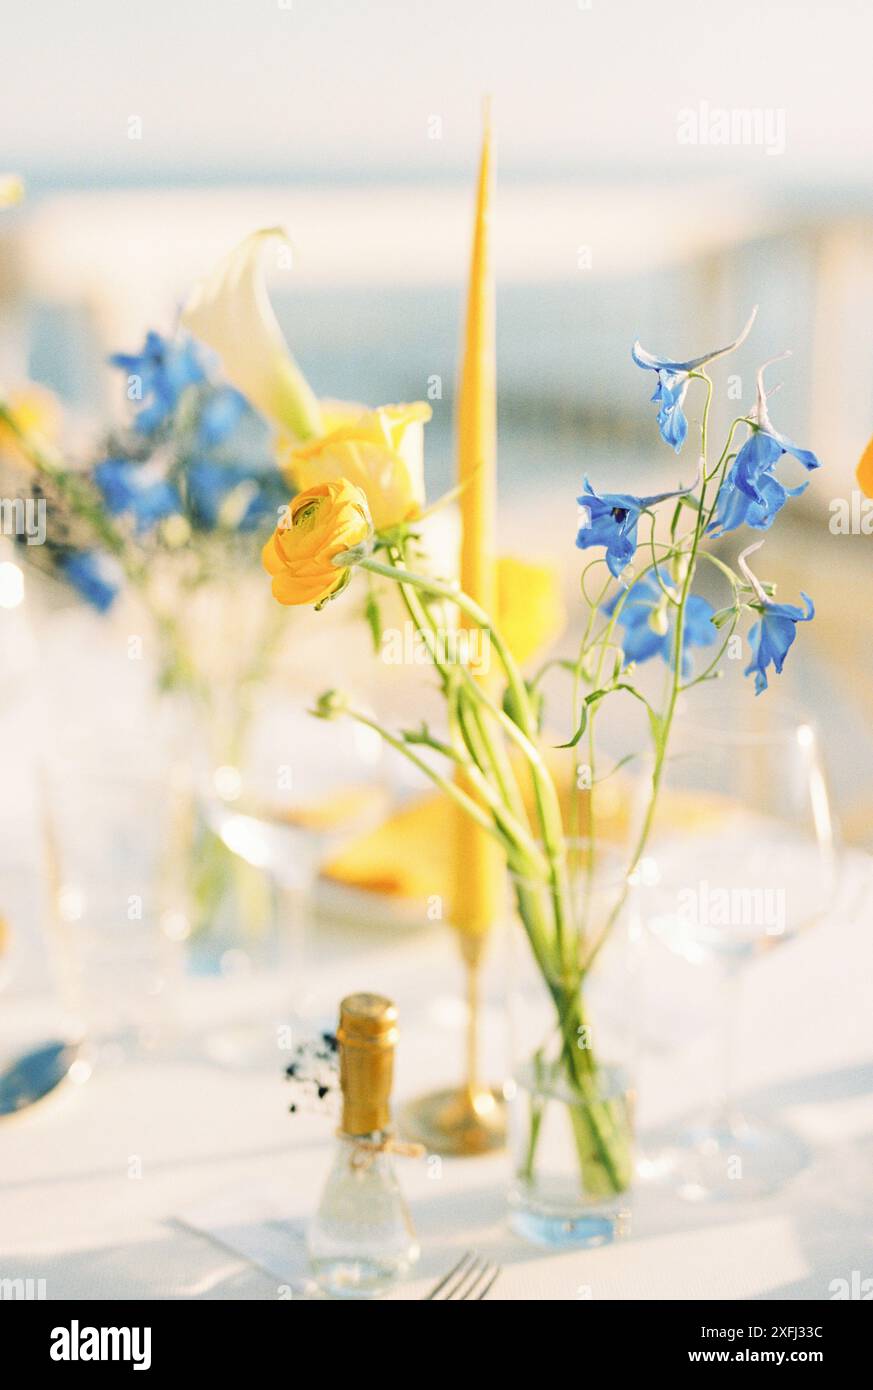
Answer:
[181,227,322,441]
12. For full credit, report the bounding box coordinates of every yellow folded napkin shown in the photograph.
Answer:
[322,773,738,905]
[322,752,631,902]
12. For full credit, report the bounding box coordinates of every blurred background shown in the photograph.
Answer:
[1,0,872,1029]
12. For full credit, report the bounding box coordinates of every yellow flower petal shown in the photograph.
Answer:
[0,385,61,472]
[497,555,566,667]
[286,402,431,531]
[262,479,372,607]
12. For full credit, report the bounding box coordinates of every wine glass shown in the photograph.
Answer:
[636,690,836,1200]
[196,690,389,1054]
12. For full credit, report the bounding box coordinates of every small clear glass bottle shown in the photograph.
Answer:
[307,993,419,1297]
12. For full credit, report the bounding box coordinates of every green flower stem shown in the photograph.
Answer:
[362,551,574,977]
[392,543,532,841]
[361,555,627,1193]
[359,555,533,729]
[356,556,630,1196]
[335,703,548,877]
[582,372,716,974]
[452,687,530,851]
[387,545,538,882]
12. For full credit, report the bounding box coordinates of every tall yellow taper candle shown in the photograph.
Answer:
[454,103,501,958]
[400,108,506,1153]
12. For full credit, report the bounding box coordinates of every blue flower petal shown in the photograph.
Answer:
[94,459,182,534]
[709,425,817,539]
[632,310,757,451]
[60,551,122,612]
[109,331,205,436]
[197,387,248,447]
[744,593,814,695]
[602,573,716,674]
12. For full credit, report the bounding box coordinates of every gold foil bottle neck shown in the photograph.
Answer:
[337,994,398,1137]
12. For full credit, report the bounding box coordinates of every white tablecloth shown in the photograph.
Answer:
[2,858,873,1301]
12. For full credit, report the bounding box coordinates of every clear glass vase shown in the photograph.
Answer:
[507,844,638,1248]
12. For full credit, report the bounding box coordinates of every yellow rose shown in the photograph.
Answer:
[262,479,372,608]
[284,401,431,532]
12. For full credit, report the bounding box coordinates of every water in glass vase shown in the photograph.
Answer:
[507,842,639,1248]
[508,1057,634,1248]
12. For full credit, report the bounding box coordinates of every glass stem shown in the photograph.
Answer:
[464,950,481,1101]
[713,960,745,1137]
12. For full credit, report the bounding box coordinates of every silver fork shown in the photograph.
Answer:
[423,1250,501,1301]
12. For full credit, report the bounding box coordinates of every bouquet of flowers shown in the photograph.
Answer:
[0,310,291,942]
[213,236,819,1211]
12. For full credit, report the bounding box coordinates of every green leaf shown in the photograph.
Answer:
[503,678,543,733]
[556,704,588,750]
[648,709,664,746]
[678,492,701,512]
[402,725,458,761]
[555,688,608,748]
[364,584,383,653]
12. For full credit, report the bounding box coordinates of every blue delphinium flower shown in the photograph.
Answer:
[110,331,204,435]
[60,551,123,612]
[709,355,821,538]
[602,572,717,676]
[745,595,815,695]
[632,308,757,452]
[737,541,814,695]
[197,386,249,447]
[576,467,700,580]
[187,462,277,532]
[94,459,182,533]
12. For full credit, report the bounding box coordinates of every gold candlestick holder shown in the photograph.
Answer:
[399,932,506,1156]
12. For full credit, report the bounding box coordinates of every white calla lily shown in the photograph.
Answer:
[182,227,322,441]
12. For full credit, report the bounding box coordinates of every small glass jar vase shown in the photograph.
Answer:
[506,843,639,1248]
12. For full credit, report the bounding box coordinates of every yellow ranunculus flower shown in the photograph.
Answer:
[284,401,431,532]
[262,479,372,608]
